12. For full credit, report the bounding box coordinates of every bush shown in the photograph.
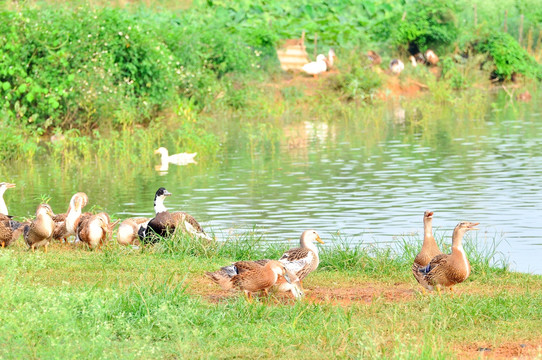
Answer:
[475,32,542,81]
[390,0,460,52]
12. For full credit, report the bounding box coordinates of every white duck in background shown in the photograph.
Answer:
[325,49,337,69]
[390,59,405,75]
[154,147,197,170]
[302,54,327,77]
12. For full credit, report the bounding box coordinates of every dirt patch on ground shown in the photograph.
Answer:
[306,284,415,305]
[459,341,542,359]
[193,276,416,305]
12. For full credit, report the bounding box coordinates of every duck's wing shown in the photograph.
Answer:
[76,214,93,243]
[279,247,314,274]
[52,213,67,223]
[418,254,450,284]
[172,212,203,233]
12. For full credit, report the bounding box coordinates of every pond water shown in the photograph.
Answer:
[2,91,542,274]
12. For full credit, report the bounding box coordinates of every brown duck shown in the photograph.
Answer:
[412,211,442,289]
[138,187,210,244]
[53,192,89,242]
[117,217,151,246]
[0,182,27,247]
[206,260,303,298]
[230,260,293,300]
[24,204,56,252]
[76,212,119,249]
[417,221,479,292]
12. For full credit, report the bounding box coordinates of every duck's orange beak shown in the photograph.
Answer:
[5,183,15,189]
[316,235,324,244]
[468,222,480,231]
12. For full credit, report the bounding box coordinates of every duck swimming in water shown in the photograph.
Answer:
[155,147,197,168]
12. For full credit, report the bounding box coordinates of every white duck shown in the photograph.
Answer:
[390,59,405,75]
[0,182,16,216]
[302,54,327,77]
[154,147,197,170]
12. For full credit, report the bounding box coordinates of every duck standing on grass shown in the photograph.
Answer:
[76,212,119,249]
[276,230,323,291]
[412,211,443,290]
[417,221,479,293]
[117,217,151,246]
[206,260,303,299]
[24,204,56,252]
[302,54,328,78]
[0,182,16,216]
[138,187,210,244]
[53,192,89,243]
[0,182,26,247]
[0,214,26,248]
[230,260,294,301]
[390,59,405,75]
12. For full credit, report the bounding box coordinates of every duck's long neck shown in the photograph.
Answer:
[451,228,466,251]
[0,191,7,216]
[422,218,437,248]
[66,204,82,234]
[301,239,319,257]
[451,227,470,276]
[154,196,167,214]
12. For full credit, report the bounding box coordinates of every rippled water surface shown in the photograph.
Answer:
[3,92,542,274]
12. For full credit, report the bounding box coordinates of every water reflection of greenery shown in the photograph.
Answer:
[1,92,540,219]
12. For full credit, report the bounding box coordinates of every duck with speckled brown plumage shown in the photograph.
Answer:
[52,192,89,243]
[117,217,151,246]
[230,260,294,301]
[412,211,443,290]
[24,204,56,252]
[0,182,26,248]
[417,221,479,293]
[276,230,323,290]
[76,212,119,249]
[206,260,303,299]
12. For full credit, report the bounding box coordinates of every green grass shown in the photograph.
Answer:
[0,232,541,359]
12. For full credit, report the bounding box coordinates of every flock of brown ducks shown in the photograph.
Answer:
[0,181,478,300]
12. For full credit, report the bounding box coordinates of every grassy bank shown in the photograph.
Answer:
[1,231,541,359]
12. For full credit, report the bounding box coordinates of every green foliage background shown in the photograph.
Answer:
[0,0,540,136]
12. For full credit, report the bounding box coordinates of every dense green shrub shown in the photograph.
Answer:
[476,32,542,81]
[389,0,460,52]
[0,6,263,130]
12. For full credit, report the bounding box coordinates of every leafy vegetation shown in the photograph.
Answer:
[476,32,542,81]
